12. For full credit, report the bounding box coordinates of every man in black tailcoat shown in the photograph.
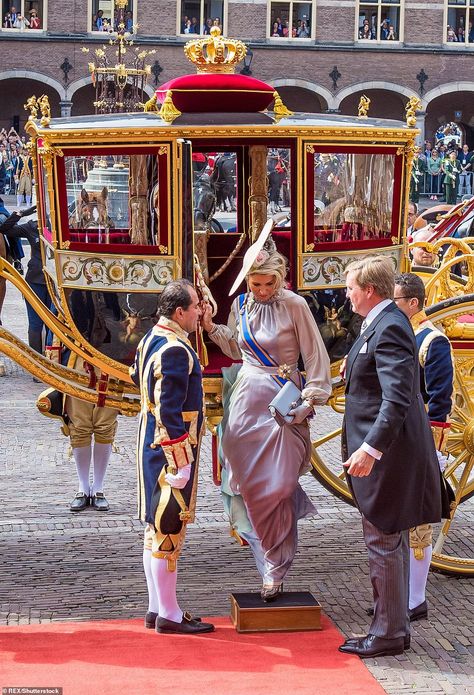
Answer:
[338,255,447,659]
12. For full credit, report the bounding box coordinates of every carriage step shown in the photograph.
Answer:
[230,591,322,633]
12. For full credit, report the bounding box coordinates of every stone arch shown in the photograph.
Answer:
[0,70,65,100]
[335,81,414,111]
[422,81,474,111]
[272,78,335,112]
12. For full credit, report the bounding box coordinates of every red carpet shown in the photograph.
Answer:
[0,615,386,695]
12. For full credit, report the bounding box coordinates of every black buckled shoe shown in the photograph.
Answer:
[145,610,201,629]
[70,492,90,512]
[156,613,214,635]
[91,492,109,511]
[409,600,428,622]
[338,634,404,658]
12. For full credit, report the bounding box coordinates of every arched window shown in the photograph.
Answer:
[356,0,403,43]
[445,0,474,45]
[2,0,45,30]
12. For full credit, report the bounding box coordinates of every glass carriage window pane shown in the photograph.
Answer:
[293,3,311,38]
[312,152,395,243]
[267,148,291,227]
[193,151,237,233]
[270,2,289,36]
[66,153,163,246]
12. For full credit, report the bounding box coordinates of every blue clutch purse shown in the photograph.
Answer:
[268,380,302,426]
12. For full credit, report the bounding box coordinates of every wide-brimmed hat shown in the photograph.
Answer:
[229,219,274,296]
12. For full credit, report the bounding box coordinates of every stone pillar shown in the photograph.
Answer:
[59,100,73,118]
[415,110,426,146]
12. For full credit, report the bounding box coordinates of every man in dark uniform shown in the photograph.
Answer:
[339,256,447,658]
[394,273,453,621]
[130,279,214,635]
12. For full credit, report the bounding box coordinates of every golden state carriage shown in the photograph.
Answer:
[0,28,473,577]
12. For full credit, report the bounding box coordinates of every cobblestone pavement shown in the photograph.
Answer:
[0,246,473,694]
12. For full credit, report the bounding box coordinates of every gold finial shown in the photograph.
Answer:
[183,26,247,74]
[142,94,158,112]
[36,95,51,127]
[272,91,293,118]
[405,95,422,128]
[158,90,182,123]
[24,95,38,120]
[358,94,370,118]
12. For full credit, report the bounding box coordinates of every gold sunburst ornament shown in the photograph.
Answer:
[184,26,247,74]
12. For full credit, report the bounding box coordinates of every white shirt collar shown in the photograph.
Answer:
[364,298,393,327]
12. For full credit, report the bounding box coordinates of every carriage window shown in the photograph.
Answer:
[267,148,291,228]
[313,152,395,244]
[64,152,165,248]
[193,151,237,233]
[39,159,52,235]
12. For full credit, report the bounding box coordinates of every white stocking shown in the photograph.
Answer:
[17,194,23,208]
[143,548,160,614]
[26,195,31,205]
[150,556,182,623]
[409,545,432,609]
[91,442,112,495]
[73,445,92,494]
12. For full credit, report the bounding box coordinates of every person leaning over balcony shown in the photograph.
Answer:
[130,279,214,635]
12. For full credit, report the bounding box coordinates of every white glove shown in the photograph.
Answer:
[288,403,313,425]
[165,464,191,489]
[436,450,448,473]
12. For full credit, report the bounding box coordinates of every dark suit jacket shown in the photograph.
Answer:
[342,302,444,533]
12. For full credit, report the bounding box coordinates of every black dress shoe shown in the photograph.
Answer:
[156,613,214,635]
[91,492,109,511]
[145,610,201,629]
[339,634,404,658]
[344,634,411,651]
[260,584,283,602]
[70,492,90,512]
[409,600,428,622]
[145,611,158,629]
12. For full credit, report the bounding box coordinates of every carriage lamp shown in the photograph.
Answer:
[240,49,253,76]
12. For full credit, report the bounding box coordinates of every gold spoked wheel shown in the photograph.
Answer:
[310,293,474,576]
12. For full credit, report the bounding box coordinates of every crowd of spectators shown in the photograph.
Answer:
[0,128,26,196]
[411,137,473,202]
[91,8,133,32]
[446,19,474,43]
[359,15,397,40]
[3,5,41,29]
[270,15,310,38]
[180,15,221,34]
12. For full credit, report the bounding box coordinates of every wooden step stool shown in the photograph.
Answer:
[230,591,322,633]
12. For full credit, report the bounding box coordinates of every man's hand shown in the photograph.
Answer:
[288,403,313,424]
[343,448,375,477]
[165,463,191,489]
[436,450,448,472]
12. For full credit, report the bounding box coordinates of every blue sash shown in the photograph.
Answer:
[238,294,287,387]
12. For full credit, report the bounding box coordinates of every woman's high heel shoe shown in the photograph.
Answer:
[260,583,283,602]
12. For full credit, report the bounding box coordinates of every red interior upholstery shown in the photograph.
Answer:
[69,230,131,244]
[156,73,275,113]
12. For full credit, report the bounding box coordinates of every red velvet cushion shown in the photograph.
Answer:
[155,73,275,113]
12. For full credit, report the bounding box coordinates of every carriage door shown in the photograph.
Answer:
[177,139,194,282]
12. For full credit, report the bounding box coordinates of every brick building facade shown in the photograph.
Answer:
[1,0,473,145]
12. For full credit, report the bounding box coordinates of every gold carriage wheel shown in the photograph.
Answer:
[310,294,474,577]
